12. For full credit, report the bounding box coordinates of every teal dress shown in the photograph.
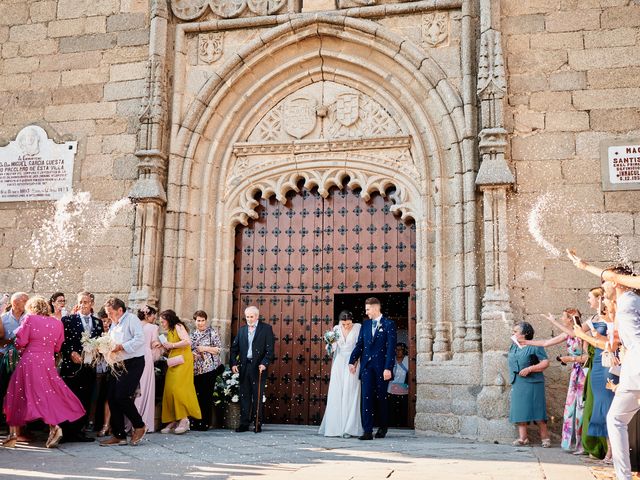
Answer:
[509,344,548,423]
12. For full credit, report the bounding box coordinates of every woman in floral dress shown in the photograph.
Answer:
[524,308,587,453]
[189,310,222,431]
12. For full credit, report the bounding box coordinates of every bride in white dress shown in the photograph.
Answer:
[318,310,364,437]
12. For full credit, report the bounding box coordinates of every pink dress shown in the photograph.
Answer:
[127,322,160,432]
[3,314,85,426]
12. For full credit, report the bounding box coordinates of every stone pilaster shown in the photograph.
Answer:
[129,0,170,310]
[474,8,515,439]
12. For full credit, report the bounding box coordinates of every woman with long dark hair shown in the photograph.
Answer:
[159,310,201,435]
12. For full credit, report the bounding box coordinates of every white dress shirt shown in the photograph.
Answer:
[109,311,145,360]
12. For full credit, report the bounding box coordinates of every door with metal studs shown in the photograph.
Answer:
[232,184,416,426]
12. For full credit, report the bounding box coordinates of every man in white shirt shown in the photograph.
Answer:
[99,297,147,447]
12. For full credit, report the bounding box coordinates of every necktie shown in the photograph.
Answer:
[372,320,378,336]
[83,316,90,332]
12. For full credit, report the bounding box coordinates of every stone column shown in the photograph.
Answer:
[129,0,170,310]
[474,13,515,439]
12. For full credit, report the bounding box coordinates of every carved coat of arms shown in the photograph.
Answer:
[335,93,359,127]
[199,32,224,64]
[422,12,449,47]
[283,96,317,139]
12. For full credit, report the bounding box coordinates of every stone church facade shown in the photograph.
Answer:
[1,0,639,441]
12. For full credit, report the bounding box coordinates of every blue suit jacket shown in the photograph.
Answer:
[349,316,397,378]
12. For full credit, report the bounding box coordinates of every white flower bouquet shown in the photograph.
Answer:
[214,368,240,405]
[81,332,124,369]
[323,328,340,356]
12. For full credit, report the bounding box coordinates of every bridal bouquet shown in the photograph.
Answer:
[323,329,340,356]
[81,332,124,369]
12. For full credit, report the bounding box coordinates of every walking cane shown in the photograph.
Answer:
[255,368,263,433]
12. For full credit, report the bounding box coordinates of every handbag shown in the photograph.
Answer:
[0,344,19,374]
[601,350,616,368]
[167,354,185,367]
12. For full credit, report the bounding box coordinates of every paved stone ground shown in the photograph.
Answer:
[0,425,605,480]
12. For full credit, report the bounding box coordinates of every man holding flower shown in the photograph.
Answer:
[60,291,102,443]
[99,297,147,447]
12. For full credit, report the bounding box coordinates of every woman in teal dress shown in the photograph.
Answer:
[509,322,551,447]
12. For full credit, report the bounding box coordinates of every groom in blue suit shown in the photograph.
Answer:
[349,297,397,440]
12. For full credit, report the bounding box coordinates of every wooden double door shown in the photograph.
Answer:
[232,185,416,425]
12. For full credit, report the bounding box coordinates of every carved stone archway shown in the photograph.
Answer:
[144,12,486,434]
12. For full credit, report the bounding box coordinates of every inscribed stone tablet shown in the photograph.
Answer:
[0,126,77,202]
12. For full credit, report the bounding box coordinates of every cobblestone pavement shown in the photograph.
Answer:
[0,425,600,479]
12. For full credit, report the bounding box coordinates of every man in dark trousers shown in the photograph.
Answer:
[349,297,397,440]
[99,297,147,447]
[60,291,103,442]
[230,305,274,433]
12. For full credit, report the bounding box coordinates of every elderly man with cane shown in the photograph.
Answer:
[230,306,274,433]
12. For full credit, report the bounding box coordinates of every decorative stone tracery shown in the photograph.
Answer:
[227,167,417,227]
[170,0,287,20]
[249,83,404,142]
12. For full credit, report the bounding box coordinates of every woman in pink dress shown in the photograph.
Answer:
[134,305,162,432]
[2,296,85,448]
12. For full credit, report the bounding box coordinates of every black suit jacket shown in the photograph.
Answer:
[229,322,275,381]
[60,313,103,377]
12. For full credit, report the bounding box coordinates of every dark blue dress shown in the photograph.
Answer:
[509,344,548,423]
[587,321,617,437]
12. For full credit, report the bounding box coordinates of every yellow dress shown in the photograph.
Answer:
[161,328,202,422]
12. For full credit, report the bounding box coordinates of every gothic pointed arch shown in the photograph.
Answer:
[162,14,479,377]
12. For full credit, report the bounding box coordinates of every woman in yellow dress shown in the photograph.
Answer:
[159,310,201,434]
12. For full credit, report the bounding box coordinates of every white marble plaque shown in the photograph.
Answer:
[601,139,640,191]
[0,126,77,202]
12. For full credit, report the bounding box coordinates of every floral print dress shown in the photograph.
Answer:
[561,336,586,451]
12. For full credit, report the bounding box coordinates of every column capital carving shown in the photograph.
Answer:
[476,128,513,188]
[478,127,507,155]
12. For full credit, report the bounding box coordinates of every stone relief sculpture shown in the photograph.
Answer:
[326,94,400,138]
[171,0,209,20]
[246,0,287,15]
[257,108,283,142]
[282,95,318,139]
[198,32,224,64]
[335,93,359,127]
[421,12,449,47]
[171,0,287,20]
[16,126,42,156]
[249,83,403,142]
[210,0,246,18]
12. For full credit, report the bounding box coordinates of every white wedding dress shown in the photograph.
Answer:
[318,323,364,437]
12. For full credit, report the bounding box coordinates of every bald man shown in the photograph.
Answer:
[0,292,28,423]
